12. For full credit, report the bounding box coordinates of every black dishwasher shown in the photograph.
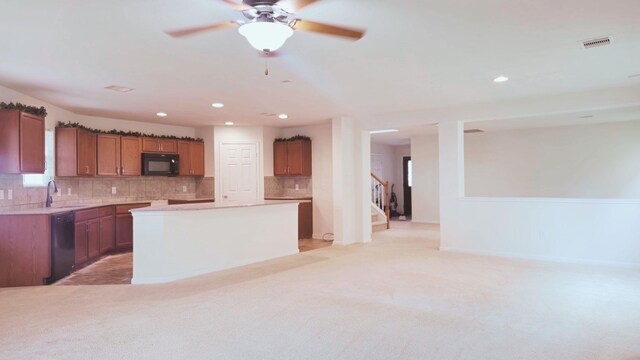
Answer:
[46,212,75,284]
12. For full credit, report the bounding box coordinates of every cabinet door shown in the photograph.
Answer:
[287,141,304,175]
[298,202,313,240]
[177,141,191,176]
[190,142,205,176]
[19,113,45,174]
[99,215,115,254]
[87,219,100,259]
[274,141,288,176]
[142,138,160,153]
[159,139,177,153]
[116,214,133,248]
[77,130,96,176]
[75,222,88,265]
[97,135,121,176]
[121,137,142,176]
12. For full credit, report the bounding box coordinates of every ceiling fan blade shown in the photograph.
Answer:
[291,19,365,40]
[166,21,239,38]
[220,0,252,11]
[276,0,319,13]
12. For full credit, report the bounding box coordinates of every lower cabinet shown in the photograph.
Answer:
[74,204,147,268]
[298,201,313,240]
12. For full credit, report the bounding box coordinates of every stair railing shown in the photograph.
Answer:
[370,172,390,229]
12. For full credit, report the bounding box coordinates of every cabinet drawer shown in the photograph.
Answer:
[75,208,99,222]
[116,203,150,214]
[98,206,114,217]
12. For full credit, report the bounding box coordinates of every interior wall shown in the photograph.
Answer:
[195,126,215,178]
[439,120,640,267]
[279,122,333,239]
[410,135,439,223]
[465,120,640,198]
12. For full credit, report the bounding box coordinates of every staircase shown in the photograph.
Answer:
[371,173,390,232]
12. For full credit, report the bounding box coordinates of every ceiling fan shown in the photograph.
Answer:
[166,0,365,53]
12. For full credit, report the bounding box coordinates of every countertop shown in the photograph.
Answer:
[0,198,215,216]
[264,196,313,200]
[132,199,304,213]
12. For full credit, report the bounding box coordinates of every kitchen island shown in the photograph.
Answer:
[130,200,300,284]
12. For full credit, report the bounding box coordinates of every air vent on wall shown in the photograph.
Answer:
[464,129,485,134]
[581,36,612,49]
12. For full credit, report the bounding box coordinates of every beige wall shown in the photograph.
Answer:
[465,120,640,198]
[410,135,439,223]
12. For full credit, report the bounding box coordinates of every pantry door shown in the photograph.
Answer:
[220,142,259,204]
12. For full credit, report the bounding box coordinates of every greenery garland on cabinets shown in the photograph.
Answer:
[274,135,311,142]
[0,102,48,118]
[57,121,204,142]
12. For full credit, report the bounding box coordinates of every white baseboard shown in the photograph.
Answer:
[440,246,640,269]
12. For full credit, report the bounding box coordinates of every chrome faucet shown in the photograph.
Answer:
[46,179,58,208]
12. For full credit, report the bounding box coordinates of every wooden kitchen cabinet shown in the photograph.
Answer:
[121,136,142,176]
[273,140,312,176]
[97,135,142,176]
[298,201,313,240]
[97,134,120,176]
[56,127,97,176]
[99,208,115,254]
[86,219,100,260]
[178,141,205,176]
[0,214,51,287]
[74,221,89,265]
[142,137,177,153]
[0,110,45,174]
[115,203,150,249]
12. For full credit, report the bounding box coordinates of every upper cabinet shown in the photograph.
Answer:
[142,137,177,154]
[0,110,45,174]
[56,128,97,176]
[274,140,312,176]
[96,135,141,176]
[177,141,205,176]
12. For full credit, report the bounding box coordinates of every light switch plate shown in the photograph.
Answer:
[182,186,187,193]
[111,187,117,195]
[7,189,12,200]
[295,184,300,191]
[68,188,72,196]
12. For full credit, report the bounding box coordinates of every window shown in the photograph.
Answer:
[22,130,54,187]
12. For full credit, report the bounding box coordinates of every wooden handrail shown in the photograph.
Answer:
[370,172,390,229]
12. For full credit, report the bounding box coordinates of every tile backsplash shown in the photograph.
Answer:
[264,176,312,197]
[0,174,211,211]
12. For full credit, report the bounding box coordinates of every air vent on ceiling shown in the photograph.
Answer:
[464,129,485,134]
[105,85,134,93]
[581,36,612,49]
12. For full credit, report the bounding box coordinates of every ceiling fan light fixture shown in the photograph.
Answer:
[238,21,294,52]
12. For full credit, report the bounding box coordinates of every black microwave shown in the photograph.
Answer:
[142,153,180,176]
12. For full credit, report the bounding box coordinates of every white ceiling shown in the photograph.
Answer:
[1,0,640,129]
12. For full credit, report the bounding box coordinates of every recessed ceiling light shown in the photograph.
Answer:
[156,112,167,117]
[278,114,289,119]
[105,85,134,93]
[493,75,509,83]
[212,103,224,108]
[225,121,234,126]
[370,129,399,134]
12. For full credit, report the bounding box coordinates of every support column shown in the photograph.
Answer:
[332,117,372,245]
[438,120,464,249]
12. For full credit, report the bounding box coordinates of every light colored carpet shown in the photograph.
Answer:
[1,222,639,359]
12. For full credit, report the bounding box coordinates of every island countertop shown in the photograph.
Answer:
[131,199,307,213]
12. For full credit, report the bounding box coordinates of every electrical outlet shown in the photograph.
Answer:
[0,190,4,200]
[7,189,12,200]
[68,188,72,196]
[182,186,187,193]
[111,187,117,195]
[295,183,300,191]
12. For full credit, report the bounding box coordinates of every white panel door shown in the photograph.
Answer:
[221,143,259,204]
